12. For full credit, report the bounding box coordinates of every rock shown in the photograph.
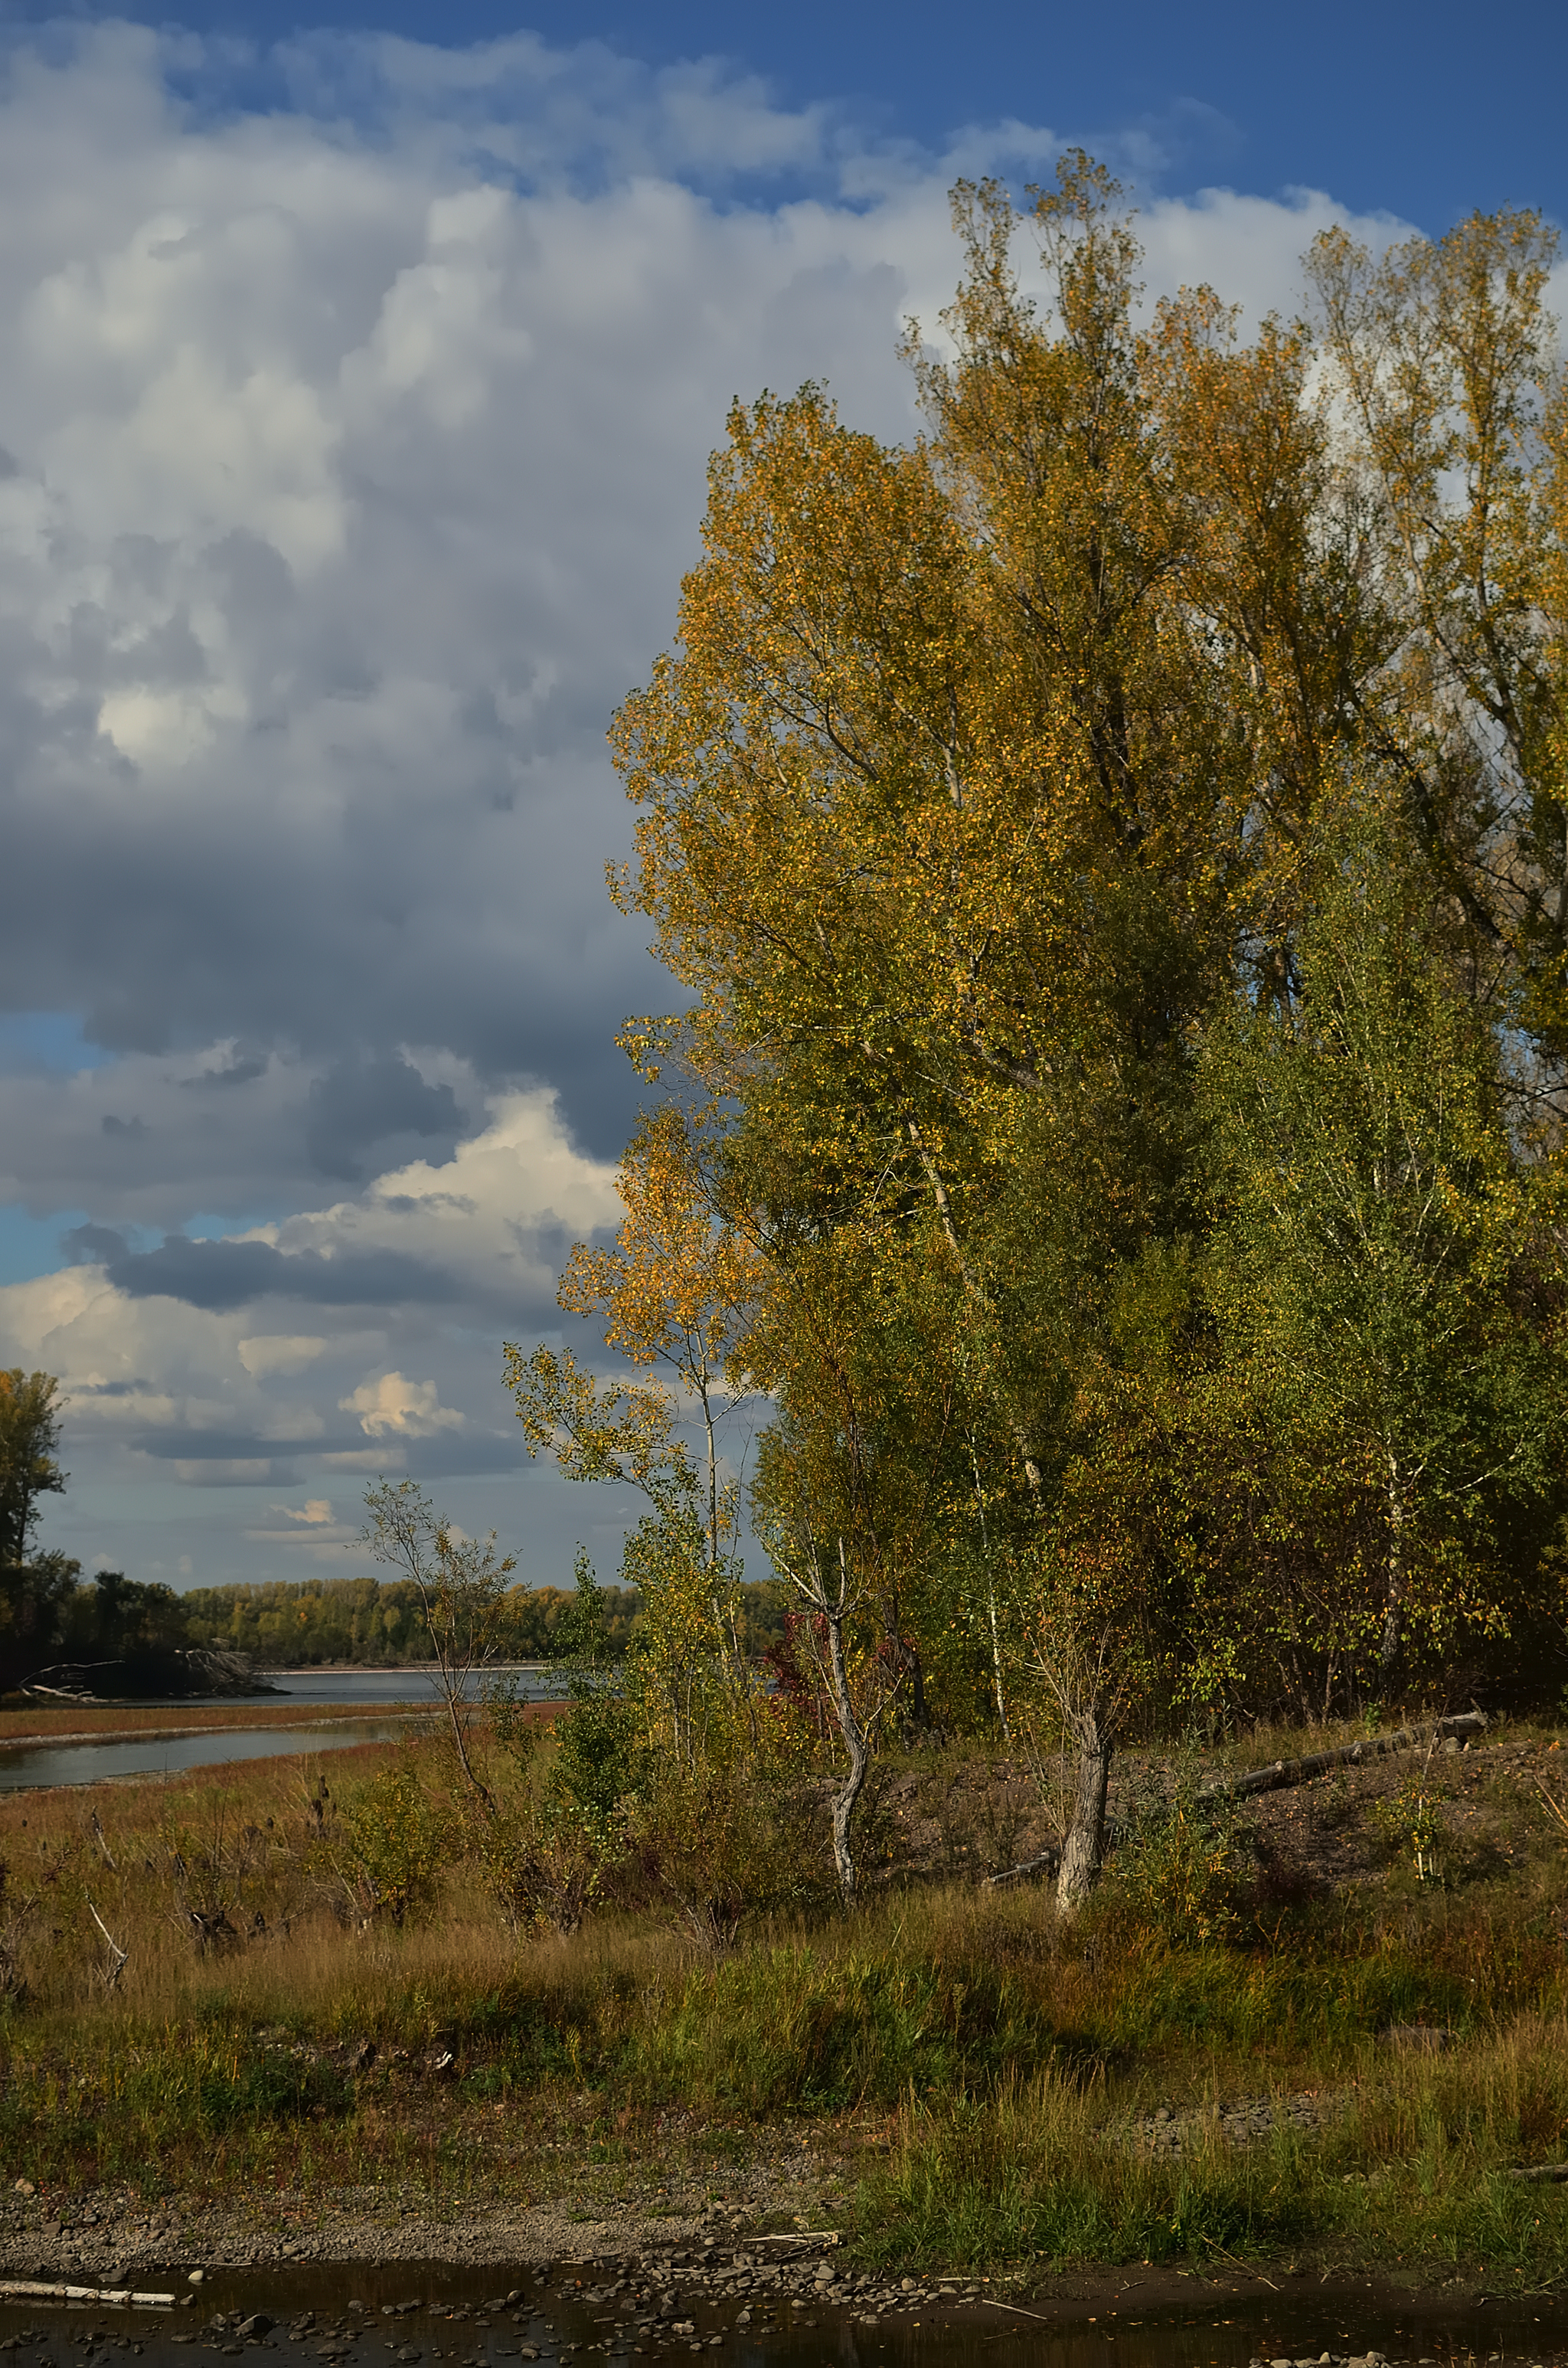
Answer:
[188,2270,206,2285]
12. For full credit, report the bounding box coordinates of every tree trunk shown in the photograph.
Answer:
[1057,1701,1113,1915]
[1380,1451,1405,1673]
[822,1602,870,1907]
[988,1587,1009,1739]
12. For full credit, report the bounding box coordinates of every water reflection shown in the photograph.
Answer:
[0,1721,414,1793]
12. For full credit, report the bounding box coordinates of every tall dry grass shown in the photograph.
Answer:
[0,1722,1563,2283]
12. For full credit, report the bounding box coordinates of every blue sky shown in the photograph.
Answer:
[0,0,1562,1598]
[21,0,1562,234]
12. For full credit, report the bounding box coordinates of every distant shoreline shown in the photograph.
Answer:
[256,1662,548,1675]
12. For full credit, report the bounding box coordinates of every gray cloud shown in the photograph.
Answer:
[305,1053,465,1180]
[74,1229,458,1311]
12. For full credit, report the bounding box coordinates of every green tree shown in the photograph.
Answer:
[0,1370,67,1574]
[0,1371,78,1685]
[1200,815,1568,1699]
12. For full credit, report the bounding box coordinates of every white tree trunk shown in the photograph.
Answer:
[1380,1448,1406,1673]
[822,1601,871,1906]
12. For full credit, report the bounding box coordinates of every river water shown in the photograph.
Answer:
[0,2262,1565,2368]
[0,1668,553,1794]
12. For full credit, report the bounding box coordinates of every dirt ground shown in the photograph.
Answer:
[870,1720,1566,1901]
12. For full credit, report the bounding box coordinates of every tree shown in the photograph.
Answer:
[609,159,1252,1892]
[1200,814,1567,1699]
[554,1102,758,1688]
[358,1481,515,1813]
[547,159,1568,1926]
[0,1371,77,1686]
[0,1370,67,1574]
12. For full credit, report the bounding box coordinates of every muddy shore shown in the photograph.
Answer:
[0,2169,1540,2343]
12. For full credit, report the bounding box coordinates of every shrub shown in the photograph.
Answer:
[346,1761,449,1925]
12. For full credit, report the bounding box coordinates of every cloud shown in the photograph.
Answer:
[238,1336,327,1377]
[0,18,1419,1590]
[243,1495,358,1551]
[342,1371,465,1437]
[305,1054,466,1182]
[0,1087,616,1562]
[94,1231,457,1313]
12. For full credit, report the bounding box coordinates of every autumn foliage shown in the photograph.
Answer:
[514,159,1568,1900]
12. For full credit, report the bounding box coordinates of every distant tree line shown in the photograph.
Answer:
[178,1575,649,1666]
[0,1366,784,1689]
[180,1573,784,1666]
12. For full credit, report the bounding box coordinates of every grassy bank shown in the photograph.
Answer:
[1,1715,1566,2288]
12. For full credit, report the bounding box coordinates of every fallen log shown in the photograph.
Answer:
[1508,2162,1568,2183]
[1197,1712,1488,1804]
[985,1846,1061,1889]
[0,2280,175,2306]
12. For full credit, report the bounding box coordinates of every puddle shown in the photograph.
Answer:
[2,2263,1566,2368]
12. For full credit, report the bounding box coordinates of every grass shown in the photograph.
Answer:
[1,1712,1566,2285]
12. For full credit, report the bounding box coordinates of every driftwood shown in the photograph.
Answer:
[742,2232,840,2252]
[1508,2162,1568,2183]
[0,2279,175,2305]
[21,1647,279,1702]
[87,1898,129,1990]
[1196,1711,1488,1803]
[985,1846,1061,1889]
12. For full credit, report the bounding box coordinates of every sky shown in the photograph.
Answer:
[0,0,1564,1601]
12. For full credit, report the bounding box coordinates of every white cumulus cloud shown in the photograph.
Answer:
[342,1371,466,1437]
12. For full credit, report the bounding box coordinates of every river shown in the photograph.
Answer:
[0,1666,554,1793]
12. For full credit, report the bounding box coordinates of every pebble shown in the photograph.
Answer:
[1135,2091,1327,2155]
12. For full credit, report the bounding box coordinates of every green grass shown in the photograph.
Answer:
[856,2023,1568,2282]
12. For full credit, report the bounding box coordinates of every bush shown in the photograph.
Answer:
[346,1761,449,1925]
[1109,1761,1248,1945]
